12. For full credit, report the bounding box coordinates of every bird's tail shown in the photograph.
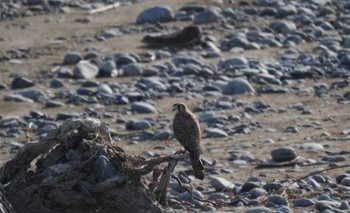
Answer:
[191,154,205,180]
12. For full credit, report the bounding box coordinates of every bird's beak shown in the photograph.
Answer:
[172,105,177,112]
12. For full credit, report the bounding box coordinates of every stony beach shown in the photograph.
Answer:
[1,0,350,212]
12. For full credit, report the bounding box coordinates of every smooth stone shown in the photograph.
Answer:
[193,7,220,24]
[223,78,255,95]
[56,112,80,120]
[300,142,324,151]
[263,182,283,192]
[131,102,157,114]
[11,77,35,89]
[275,5,297,18]
[4,94,34,103]
[271,147,297,162]
[321,156,346,162]
[259,84,288,94]
[218,56,248,70]
[122,63,143,76]
[315,200,339,211]
[336,174,350,184]
[97,83,114,95]
[98,60,117,77]
[249,187,268,199]
[339,201,350,210]
[266,195,288,207]
[15,89,47,101]
[245,207,271,213]
[152,129,172,140]
[269,21,297,32]
[210,176,234,191]
[114,53,137,66]
[56,67,73,78]
[341,177,350,186]
[284,125,300,133]
[126,120,151,130]
[45,100,65,108]
[50,79,64,88]
[205,128,228,138]
[294,198,315,207]
[136,6,174,24]
[307,177,321,189]
[137,78,167,92]
[63,51,83,65]
[73,60,98,79]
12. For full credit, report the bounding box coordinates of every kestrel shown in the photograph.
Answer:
[172,102,204,180]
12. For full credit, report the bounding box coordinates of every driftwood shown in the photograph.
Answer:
[0,118,189,213]
[88,2,120,15]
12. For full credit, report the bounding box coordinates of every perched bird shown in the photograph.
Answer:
[172,102,204,180]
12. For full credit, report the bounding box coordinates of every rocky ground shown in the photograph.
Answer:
[1,0,350,212]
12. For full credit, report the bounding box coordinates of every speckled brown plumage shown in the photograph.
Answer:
[172,102,204,180]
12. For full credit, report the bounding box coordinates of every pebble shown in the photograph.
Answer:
[271,147,297,162]
[223,78,255,95]
[205,128,228,138]
[11,77,35,89]
[293,198,316,207]
[245,207,271,213]
[136,6,174,24]
[131,102,157,114]
[73,60,99,79]
[122,63,143,76]
[152,129,172,141]
[63,51,83,65]
[193,7,220,24]
[266,195,289,207]
[98,60,118,77]
[300,142,324,151]
[210,176,234,191]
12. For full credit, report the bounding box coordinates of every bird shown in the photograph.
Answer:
[172,102,204,180]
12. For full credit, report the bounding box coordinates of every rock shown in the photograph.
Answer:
[4,94,34,103]
[269,21,297,32]
[271,147,297,162]
[263,182,283,192]
[45,100,65,108]
[136,6,174,24]
[218,57,248,71]
[98,60,118,77]
[122,63,143,76]
[56,67,73,78]
[73,60,98,79]
[245,207,271,213]
[97,83,114,95]
[205,128,228,138]
[341,177,350,186]
[210,177,234,191]
[126,120,151,130]
[249,187,268,199]
[63,51,83,65]
[152,129,172,141]
[275,5,297,18]
[50,79,64,88]
[11,77,35,89]
[266,195,288,207]
[194,7,220,24]
[293,198,315,207]
[15,89,47,101]
[223,78,255,95]
[300,142,324,151]
[131,102,157,114]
